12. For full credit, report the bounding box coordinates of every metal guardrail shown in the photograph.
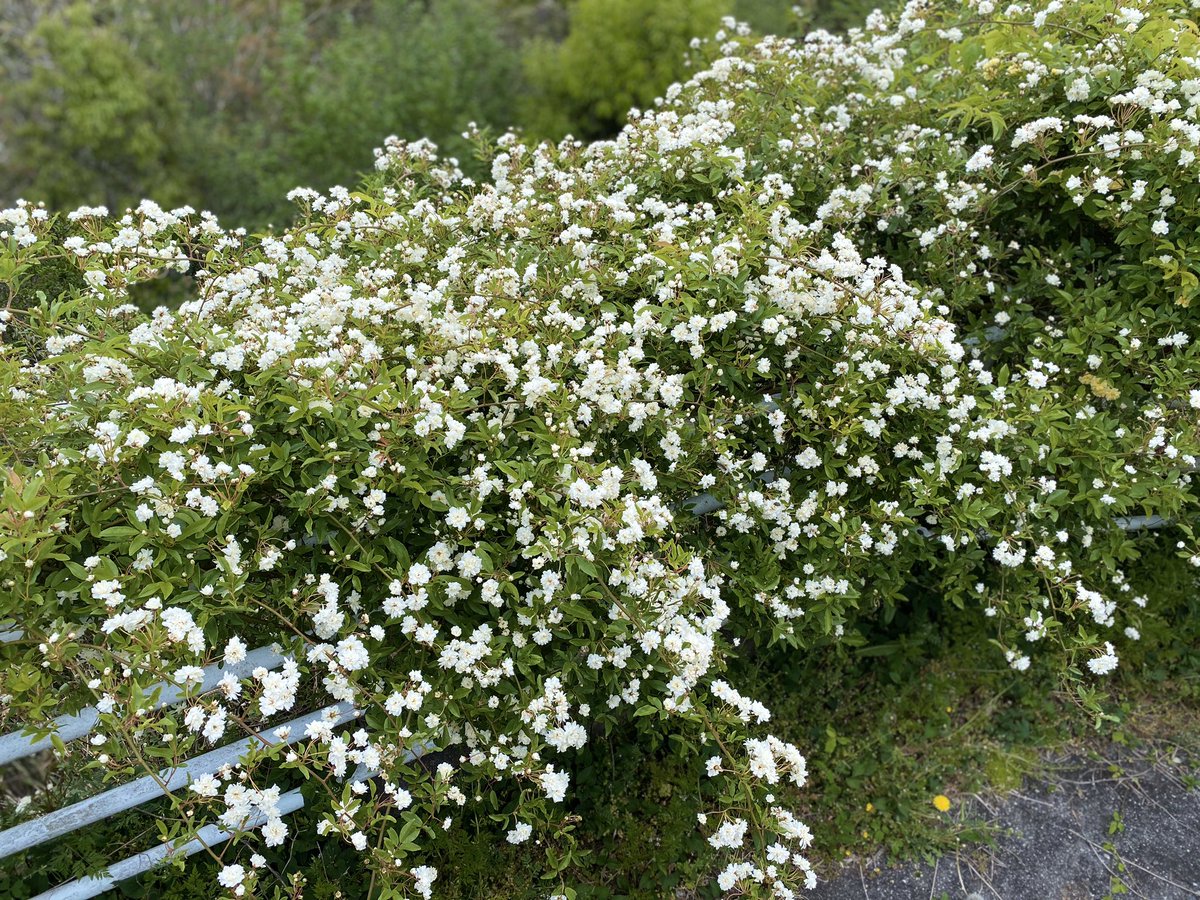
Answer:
[35,784,309,900]
[686,482,1174,534]
[0,481,1177,896]
[0,703,357,859]
[0,645,357,898]
[0,645,287,767]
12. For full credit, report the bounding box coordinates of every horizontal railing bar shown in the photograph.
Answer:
[0,645,288,767]
[32,787,307,900]
[686,490,1175,534]
[0,703,357,860]
[1113,514,1168,530]
[34,742,431,900]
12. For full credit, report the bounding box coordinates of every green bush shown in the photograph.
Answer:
[522,0,729,138]
[2,0,1198,897]
[203,0,525,226]
[0,1,865,229]
[0,2,194,212]
[0,0,526,228]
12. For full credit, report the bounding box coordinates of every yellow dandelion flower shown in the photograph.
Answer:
[932,794,952,812]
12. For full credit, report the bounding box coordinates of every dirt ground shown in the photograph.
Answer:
[809,748,1200,900]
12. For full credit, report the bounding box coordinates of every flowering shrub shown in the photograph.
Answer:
[2,0,1199,895]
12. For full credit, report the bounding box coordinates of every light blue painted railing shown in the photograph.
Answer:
[0,644,287,767]
[0,645,369,899]
[35,784,309,900]
[0,502,1174,897]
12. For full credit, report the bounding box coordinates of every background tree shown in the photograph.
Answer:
[0,2,192,211]
[520,0,729,139]
[0,0,874,227]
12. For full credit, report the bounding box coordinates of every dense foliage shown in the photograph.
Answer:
[0,0,846,229]
[522,0,729,138]
[2,0,1199,896]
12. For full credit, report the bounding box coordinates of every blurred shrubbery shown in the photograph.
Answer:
[0,0,870,228]
[520,0,729,139]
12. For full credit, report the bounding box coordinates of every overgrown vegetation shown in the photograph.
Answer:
[0,0,873,229]
[2,0,1199,896]
[8,562,1198,898]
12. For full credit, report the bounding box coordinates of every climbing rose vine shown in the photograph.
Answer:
[1,0,1198,895]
